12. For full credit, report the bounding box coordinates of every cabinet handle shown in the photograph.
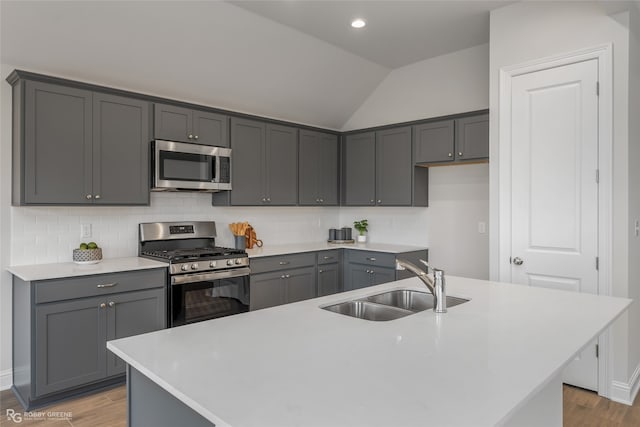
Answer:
[448,153,453,157]
[97,283,117,288]
[95,195,101,200]
[370,199,375,204]
[279,261,290,265]
[194,135,199,140]
[366,257,376,262]
[266,197,271,202]
[188,134,194,139]
[377,200,381,204]
[318,269,323,273]
[86,194,92,199]
[286,274,291,278]
[323,256,333,260]
[458,152,463,156]
[262,197,267,202]
[319,198,324,203]
[370,270,375,275]
[108,301,115,308]
[99,303,106,309]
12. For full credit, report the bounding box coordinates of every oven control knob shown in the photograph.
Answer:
[181,265,188,271]
[191,263,198,270]
[227,259,234,266]
[234,259,242,265]
[209,261,217,268]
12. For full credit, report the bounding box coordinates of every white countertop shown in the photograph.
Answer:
[108,276,631,427]
[7,257,167,281]
[246,241,427,258]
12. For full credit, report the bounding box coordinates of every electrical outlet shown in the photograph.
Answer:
[478,222,487,234]
[635,220,639,237]
[80,224,92,239]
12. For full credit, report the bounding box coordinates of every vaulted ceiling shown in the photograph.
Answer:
[1,1,505,129]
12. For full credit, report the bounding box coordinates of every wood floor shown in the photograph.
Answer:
[1,384,638,426]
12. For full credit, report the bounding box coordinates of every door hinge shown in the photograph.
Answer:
[596,81,600,96]
[596,344,599,358]
[596,169,599,184]
[509,256,512,265]
[596,257,599,271]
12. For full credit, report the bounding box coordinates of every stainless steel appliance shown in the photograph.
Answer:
[151,140,232,192]
[139,221,249,327]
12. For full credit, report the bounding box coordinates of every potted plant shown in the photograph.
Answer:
[353,219,368,243]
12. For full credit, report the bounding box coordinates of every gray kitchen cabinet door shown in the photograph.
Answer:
[299,130,339,205]
[35,296,107,396]
[371,266,396,286]
[154,103,193,143]
[285,266,316,304]
[229,118,265,205]
[24,81,92,204]
[343,132,376,206]
[317,263,341,297]
[265,124,298,205]
[250,271,286,310]
[455,114,489,161]
[193,111,229,147]
[93,93,150,205]
[106,288,166,377]
[376,126,412,206]
[413,120,454,164]
[345,263,373,291]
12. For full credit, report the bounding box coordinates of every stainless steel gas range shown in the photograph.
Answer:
[139,221,249,327]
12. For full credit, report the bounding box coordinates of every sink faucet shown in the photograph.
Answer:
[395,259,447,313]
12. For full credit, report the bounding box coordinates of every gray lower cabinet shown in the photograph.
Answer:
[12,269,166,409]
[298,130,339,205]
[344,249,429,291]
[13,79,150,205]
[213,118,297,206]
[345,263,396,291]
[154,103,229,146]
[413,114,489,165]
[343,128,427,206]
[317,263,341,296]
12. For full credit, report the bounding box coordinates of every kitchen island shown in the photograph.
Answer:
[107,276,631,427]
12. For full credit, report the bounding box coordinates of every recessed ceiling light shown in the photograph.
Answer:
[351,18,366,29]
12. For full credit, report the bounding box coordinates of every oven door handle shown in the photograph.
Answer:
[171,267,251,285]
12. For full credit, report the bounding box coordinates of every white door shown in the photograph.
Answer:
[510,59,599,390]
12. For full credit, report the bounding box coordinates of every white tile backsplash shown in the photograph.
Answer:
[10,192,340,265]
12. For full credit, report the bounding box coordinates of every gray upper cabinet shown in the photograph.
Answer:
[93,93,150,205]
[413,120,455,163]
[344,128,425,206]
[214,118,297,206]
[413,114,489,165]
[22,81,92,204]
[299,130,339,205]
[455,114,489,161]
[343,132,376,206]
[16,80,150,206]
[376,126,412,206]
[154,103,228,147]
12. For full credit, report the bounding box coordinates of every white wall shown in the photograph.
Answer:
[340,44,490,280]
[489,1,637,398]
[627,3,640,381]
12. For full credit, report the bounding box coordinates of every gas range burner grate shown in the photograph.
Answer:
[141,247,246,261]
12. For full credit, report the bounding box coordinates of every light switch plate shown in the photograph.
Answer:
[80,224,92,239]
[478,221,487,234]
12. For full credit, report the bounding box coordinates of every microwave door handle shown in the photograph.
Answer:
[214,155,220,183]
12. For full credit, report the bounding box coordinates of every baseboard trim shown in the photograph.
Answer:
[0,369,12,391]
[610,361,640,405]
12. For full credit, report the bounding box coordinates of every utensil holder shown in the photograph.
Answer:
[234,236,246,249]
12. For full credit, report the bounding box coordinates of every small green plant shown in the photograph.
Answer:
[353,219,368,236]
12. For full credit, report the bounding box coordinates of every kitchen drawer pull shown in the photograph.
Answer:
[366,257,376,262]
[96,283,117,288]
[99,303,106,309]
[323,256,333,260]
[318,269,323,273]
[278,261,290,265]
[108,301,115,308]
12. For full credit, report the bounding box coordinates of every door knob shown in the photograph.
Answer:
[512,257,524,266]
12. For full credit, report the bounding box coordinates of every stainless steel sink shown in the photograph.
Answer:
[321,290,469,321]
[366,290,469,311]
[322,300,413,321]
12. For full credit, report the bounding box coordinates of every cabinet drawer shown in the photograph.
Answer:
[35,269,167,304]
[250,253,316,274]
[346,250,395,267]
[317,250,341,265]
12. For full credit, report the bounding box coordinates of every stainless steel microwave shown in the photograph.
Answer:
[151,140,232,192]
